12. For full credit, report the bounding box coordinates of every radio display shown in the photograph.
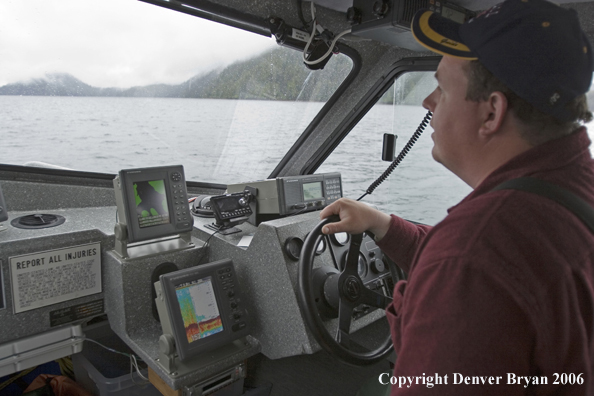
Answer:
[134,179,170,228]
[303,181,323,201]
[442,6,466,24]
[215,195,243,212]
[175,276,224,343]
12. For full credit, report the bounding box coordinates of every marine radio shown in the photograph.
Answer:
[210,191,254,228]
[227,172,342,222]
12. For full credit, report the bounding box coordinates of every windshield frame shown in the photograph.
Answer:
[302,56,441,175]
[269,45,362,178]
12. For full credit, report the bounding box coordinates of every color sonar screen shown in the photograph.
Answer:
[175,277,224,343]
[133,179,170,228]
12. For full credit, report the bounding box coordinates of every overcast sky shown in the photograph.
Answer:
[0,0,277,88]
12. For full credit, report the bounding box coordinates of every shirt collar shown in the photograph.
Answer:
[448,127,592,213]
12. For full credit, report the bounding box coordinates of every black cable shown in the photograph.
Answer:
[197,229,221,265]
[357,110,432,201]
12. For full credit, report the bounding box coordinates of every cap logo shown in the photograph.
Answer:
[549,92,560,105]
[441,38,460,47]
[418,11,473,52]
[471,3,502,22]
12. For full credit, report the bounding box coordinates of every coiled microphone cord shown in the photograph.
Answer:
[357,110,432,201]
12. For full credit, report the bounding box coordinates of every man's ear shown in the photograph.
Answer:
[479,91,508,137]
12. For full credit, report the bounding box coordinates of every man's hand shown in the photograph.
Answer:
[319,198,392,241]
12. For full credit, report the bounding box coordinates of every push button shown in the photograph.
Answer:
[232,322,246,332]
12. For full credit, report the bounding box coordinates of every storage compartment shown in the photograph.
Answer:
[72,321,160,396]
[73,321,272,396]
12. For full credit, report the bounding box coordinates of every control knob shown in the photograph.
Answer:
[371,259,385,273]
[373,1,389,18]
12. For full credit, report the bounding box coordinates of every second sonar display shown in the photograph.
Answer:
[156,259,251,361]
[175,276,224,343]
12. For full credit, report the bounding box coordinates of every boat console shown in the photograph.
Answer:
[0,164,395,394]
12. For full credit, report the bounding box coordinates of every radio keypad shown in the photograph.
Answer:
[221,207,251,219]
[217,267,246,332]
[325,178,342,201]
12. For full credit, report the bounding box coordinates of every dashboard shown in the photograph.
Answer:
[0,170,398,389]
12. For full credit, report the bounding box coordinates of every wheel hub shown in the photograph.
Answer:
[343,276,362,301]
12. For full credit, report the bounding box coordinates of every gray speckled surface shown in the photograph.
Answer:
[1,180,117,212]
[0,188,390,390]
[0,176,390,390]
[0,215,113,345]
[99,211,388,389]
[103,247,261,389]
[192,212,387,360]
[0,193,395,381]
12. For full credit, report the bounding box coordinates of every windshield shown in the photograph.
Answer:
[0,0,352,184]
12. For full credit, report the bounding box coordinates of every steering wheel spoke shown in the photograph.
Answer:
[359,285,392,309]
[342,233,363,276]
[336,299,354,347]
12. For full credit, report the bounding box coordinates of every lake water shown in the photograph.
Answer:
[2,96,592,225]
[1,96,321,182]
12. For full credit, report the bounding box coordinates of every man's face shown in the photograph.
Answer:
[422,57,484,180]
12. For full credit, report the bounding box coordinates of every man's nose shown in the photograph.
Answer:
[422,90,436,111]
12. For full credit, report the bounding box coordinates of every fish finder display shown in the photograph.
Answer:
[175,277,224,343]
[302,181,323,200]
[134,180,170,228]
[155,259,250,361]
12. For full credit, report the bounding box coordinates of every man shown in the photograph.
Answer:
[320,0,594,394]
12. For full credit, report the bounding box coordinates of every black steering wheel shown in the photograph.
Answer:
[297,216,394,366]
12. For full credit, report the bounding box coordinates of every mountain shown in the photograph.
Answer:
[0,73,100,96]
[0,48,351,102]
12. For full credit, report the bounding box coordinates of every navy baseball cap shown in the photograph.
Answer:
[411,0,593,122]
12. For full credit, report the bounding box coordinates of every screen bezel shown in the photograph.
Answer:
[119,165,192,243]
[159,259,248,361]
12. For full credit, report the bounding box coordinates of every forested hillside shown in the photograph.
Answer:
[0,48,351,102]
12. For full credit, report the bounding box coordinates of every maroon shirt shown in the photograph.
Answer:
[378,128,594,395]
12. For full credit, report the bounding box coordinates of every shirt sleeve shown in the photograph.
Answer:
[376,215,432,273]
[387,257,534,396]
